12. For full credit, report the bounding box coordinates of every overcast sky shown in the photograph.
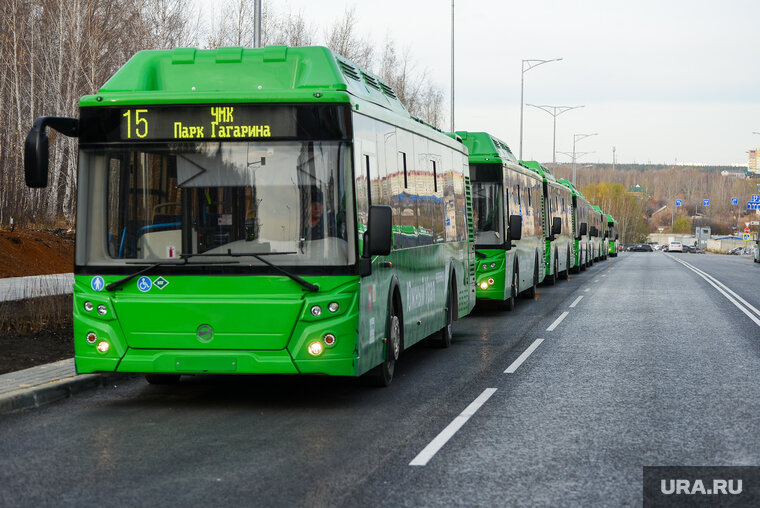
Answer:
[202,0,760,166]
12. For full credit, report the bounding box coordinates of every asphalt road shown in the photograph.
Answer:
[2,252,760,506]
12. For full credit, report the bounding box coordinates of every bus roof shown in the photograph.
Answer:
[80,45,407,113]
[455,131,517,164]
[520,160,563,186]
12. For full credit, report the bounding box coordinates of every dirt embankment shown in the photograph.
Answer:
[0,228,74,278]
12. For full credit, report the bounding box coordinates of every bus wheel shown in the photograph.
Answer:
[368,301,401,387]
[502,265,517,311]
[145,374,180,385]
[547,254,558,286]
[437,280,455,348]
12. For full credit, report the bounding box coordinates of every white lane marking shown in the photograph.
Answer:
[584,288,590,292]
[601,274,607,277]
[667,254,760,327]
[671,256,760,319]
[570,296,584,308]
[594,279,599,283]
[546,311,569,331]
[504,339,544,373]
[409,388,497,466]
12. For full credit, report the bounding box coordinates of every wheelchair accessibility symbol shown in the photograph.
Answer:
[137,276,152,292]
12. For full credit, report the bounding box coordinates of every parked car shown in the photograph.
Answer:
[727,246,753,255]
[631,244,653,252]
[682,244,694,253]
[668,241,683,252]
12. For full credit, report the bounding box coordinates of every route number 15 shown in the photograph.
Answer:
[123,109,149,138]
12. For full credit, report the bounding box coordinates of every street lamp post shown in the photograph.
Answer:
[571,133,597,185]
[527,104,584,163]
[520,58,562,160]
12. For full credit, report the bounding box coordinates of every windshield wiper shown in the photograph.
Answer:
[106,258,238,291]
[181,250,319,292]
[105,260,182,291]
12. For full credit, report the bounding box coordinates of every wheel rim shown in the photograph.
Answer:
[389,314,400,361]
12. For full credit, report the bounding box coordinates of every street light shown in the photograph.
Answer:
[527,104,584,163]
[571,133,597,185]
[520,58,562,160]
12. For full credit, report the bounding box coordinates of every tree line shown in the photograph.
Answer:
[0,1,444,226]
[549,163,758,241]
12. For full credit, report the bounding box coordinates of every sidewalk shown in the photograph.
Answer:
[0,359,126,414]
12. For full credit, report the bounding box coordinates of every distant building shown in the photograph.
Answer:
[750,150,760,175]
[627,184,646,199]
[721,169,746,179]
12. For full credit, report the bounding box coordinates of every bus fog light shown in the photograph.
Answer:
[328,302,339,313]
[323,333,336,347]
[480,281,489,290]
[96,341,110,353]
[488,278,495,285]
[84,301,94,312]
[308,341,323,356]
[310,305,322,317]
[97,305,107,316]
[86,332,97,344]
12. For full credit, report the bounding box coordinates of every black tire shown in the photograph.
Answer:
[502,265,517,311]
[367,298,401,387]
[145,374,180,385]
[437,280,455,348]
[547,253,558,286]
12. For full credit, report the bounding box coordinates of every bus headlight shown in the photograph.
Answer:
[328,302,339,313]
[310,305,322,317]
[96,341,110,353]
[480,281,489,290]
[84,301,94,312]
[97,305,108,316]
[308,341,323,356]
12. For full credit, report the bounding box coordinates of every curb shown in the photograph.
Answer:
[0,372,129,415]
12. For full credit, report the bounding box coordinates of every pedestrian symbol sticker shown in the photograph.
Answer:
[137,276,152,292]
[91,276,105,292]
[154,277,169,290]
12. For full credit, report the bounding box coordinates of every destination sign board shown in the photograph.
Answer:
[732,197,739,205]
[703,199,710,207]
[753,195,760,203]
[747,202,760,210]
[77,104,351,144]
[675,200,682,207]
[119,106,294,141]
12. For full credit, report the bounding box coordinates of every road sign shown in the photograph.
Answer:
[732,197,739,205]
[748,202,759,210]
[751,221,760,226]
[745,227,751,234]
[675,199,683,207]
[703,199,710,207]
[753,195,760,203]
[744,233,752,241]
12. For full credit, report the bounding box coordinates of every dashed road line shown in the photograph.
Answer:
[504,339,544,374]
[584,288,590,292]
[569,296,584,308]
[409,388,497,466]
[546,311,569,331]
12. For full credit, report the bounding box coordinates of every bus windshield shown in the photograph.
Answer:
[80,141,354,269]
[470,164,504,247]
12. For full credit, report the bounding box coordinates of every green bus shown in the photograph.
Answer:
[24,46,475,386]
[591,205,607,262]
[558,179,592,272]
[458,132,544,310]
[521,161,573,285]
[606,214,619,256]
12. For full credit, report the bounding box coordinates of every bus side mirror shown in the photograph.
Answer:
[508,214,522,242]
[551,217,561,236]
[366,205,392,256]
[615,233,619,240]
[24,116,79,188]
[579,222,588,238]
